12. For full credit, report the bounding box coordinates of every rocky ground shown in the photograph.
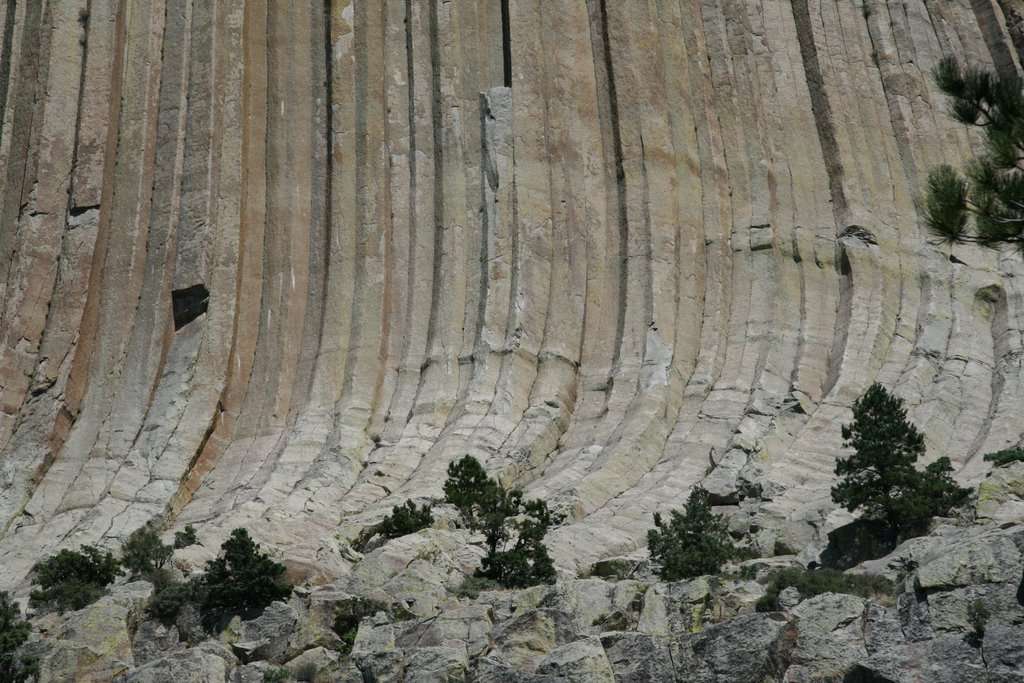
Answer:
[16,464,1024,682]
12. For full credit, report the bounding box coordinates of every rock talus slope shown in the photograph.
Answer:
[0,0,1023,587]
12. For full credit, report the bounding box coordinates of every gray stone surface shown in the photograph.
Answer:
[0,0,1021,603]
[536,637,615,683]
[15,519,1024,681]
[116,646,235,683]
[1,2,1024,682]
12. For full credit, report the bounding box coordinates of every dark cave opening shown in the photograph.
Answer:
[171,284,209,330]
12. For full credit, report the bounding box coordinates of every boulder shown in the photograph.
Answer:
[916,532,1022,590]
[536,637,615,682]
[670,612,793,682]
[638,577,712,635]
[599,632,675,682]
[346,529,484,618]
[227,601,299,663]
[924,582,1024,634]
[300,586,353,651]
[920,634,986,683]
[403,644,470,682]
[778,586,801,609]
[544,578,644,635]
[786,593,867,680]
[35,581,154,683]
[116,644,236,683]
[283,646,341,682]
[983,622,1024,682]
[589,557,642,580]
[132,619,184,666]
[474,656,563,682]
[976,462,1024,524]
[396,603,492,656]
[487,608,577,672]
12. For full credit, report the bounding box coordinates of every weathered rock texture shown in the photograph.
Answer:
[23,520,1024,682]
[1,0,1023,588]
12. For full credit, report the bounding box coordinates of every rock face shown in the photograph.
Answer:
[0,0,1023,606]
[19,521,1023,682]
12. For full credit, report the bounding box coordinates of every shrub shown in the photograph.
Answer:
[148,579,199,626]
[0,592,36,683]
[333,597,389,655]
[122,524,173,578]
[967,599,990,646]
[455,575,501,599]
[983,448,1024,467]
[294,661,319,682]
[648,486,735,581]
[174,524,199,549]
[199,529,292,630]
[755,568,894,612]
[832,384,968,533]
[773,541,798,556]
[354,501,434,551]
[145,567,177,592]
[29,546,121,612]
[738,564,758,580]
[263,668,290,683]
[444,455,559,588]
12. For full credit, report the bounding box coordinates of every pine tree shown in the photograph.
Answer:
[444,455,558,588]
[443,455,499,528]
[29,546,121,612]
[647,486,735,581]
[200,529,291,629]
[832,384,968,532]
[121,524,173,578]
[0,592,36,683]
[924,57,1024,251]
[354,500,435,551]
[173,524,198,549]
[476,495,558,588]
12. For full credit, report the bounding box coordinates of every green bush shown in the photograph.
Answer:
[455,575,501,599]
[29,546,121,612]
[122,525,173,578]
[354,500,434,551]
[148,579,199,626]
[832,384,968,533]
[738,564,758,580]
[199,529,292,630]
[755,568,893,612]
[262,667,290,683]
[983,448,1024,467]
[174,524,199,549]
[647,486,735,581]
[967,599,990,646]
[444,455,559,588]
[333,597,389,655]
[0,592,36,683]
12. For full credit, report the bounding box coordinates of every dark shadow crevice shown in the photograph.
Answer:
[172,284,209,330]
